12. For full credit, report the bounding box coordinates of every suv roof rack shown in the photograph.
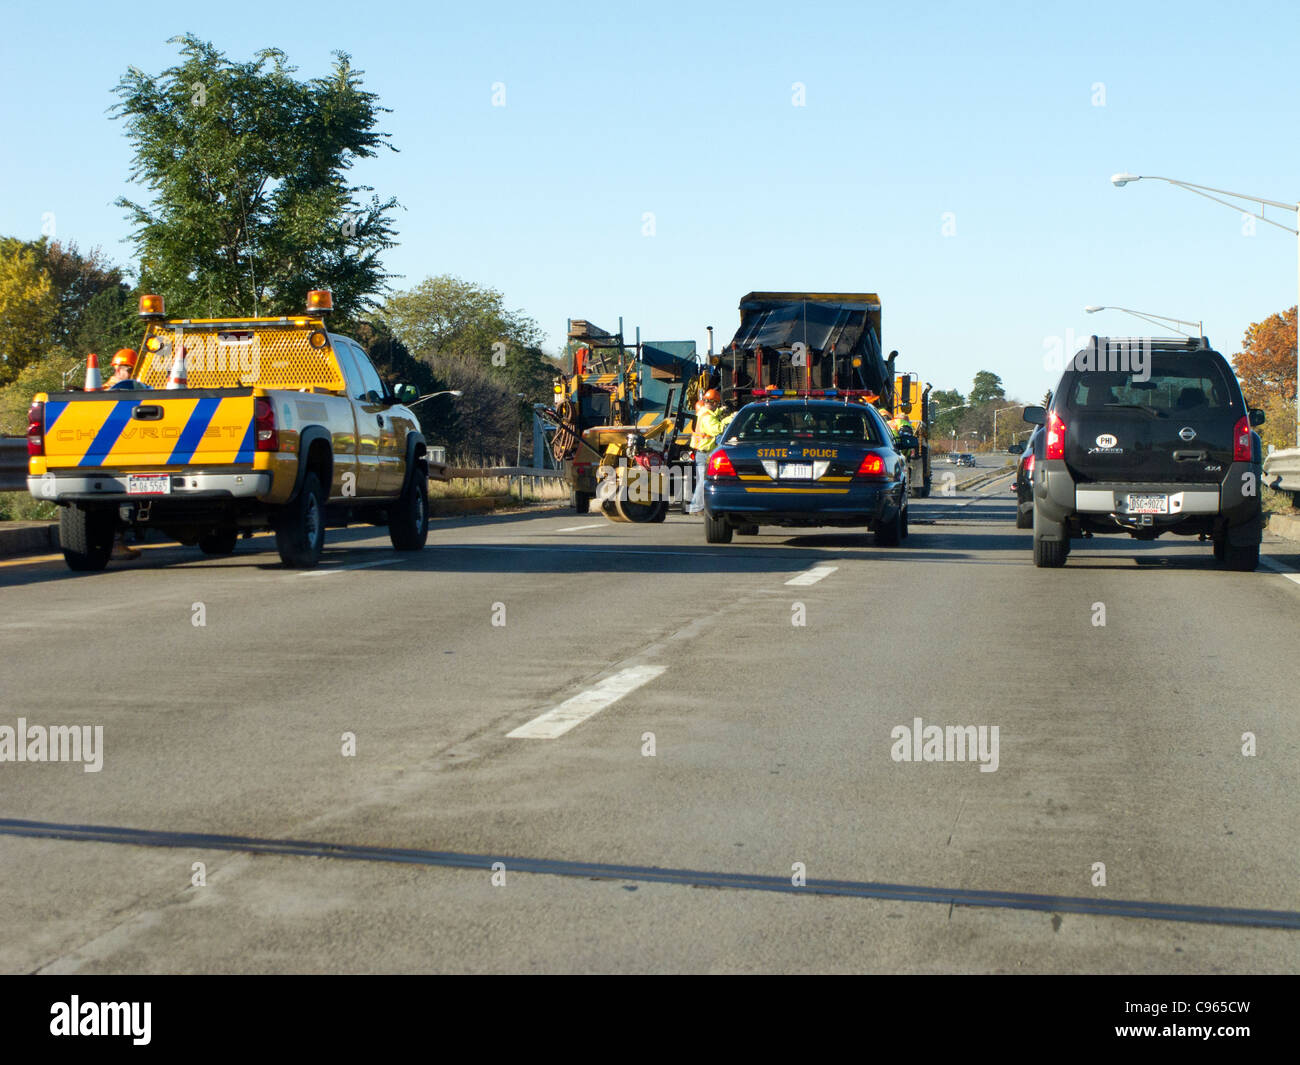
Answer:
[1085,334,1212,351]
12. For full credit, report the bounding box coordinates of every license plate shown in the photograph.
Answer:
[127,474,171,495]
[1126,493,1166,514]
[779,463,813,479]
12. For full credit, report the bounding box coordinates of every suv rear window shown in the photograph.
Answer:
[1062,352,1238,414]
[728,406,886,444]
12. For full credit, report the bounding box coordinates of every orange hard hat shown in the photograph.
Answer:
[704,388,721,403]
[111,348,138,369]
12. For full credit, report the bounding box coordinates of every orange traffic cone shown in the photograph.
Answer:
[165,345,188,389]
[83,353,102,391]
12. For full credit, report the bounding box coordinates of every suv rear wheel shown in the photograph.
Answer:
[1223,541,1259,572]
[1032,505,1067,568]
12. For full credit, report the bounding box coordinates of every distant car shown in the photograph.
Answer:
[1012,428,1043,528]
[701,399,910,545]
[956,453,976,467]
[1026,336,1265,569]
[1008,442,1024,455]
[946,452,961,465]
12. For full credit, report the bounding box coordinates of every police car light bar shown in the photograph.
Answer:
[749,387,881,402]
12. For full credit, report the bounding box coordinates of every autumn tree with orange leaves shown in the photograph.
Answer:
[1233,306,1297,451]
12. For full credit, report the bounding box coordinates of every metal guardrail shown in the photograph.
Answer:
[0,438,565,495]
[1263,447,1300,496]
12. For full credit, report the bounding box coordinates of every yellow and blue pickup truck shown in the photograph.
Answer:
[26,291,430,571]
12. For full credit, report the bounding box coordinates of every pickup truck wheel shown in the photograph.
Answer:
[1223,542,1259,572]
[275,471,326,568]
[389,472,429,551]
[60,504,114,572]
[198,529,238,556]
[1212,537,1227,563]
[704,512,733,543]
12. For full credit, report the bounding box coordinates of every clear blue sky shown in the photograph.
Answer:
[2,0,1298,403]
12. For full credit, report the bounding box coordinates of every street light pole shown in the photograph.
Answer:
[991,404,1019,451]
[1112,173,1299,445]
[1085,305,1202,338]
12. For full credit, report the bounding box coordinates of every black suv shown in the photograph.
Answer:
[1023,336,1266,570]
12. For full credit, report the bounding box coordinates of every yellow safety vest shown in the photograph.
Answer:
[690,407,730,451]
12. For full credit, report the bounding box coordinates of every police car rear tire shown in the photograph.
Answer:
[60,504,113,572]
[875,507,904,547]
[705,512,733,543]
[275,471,326,568]
[389,472,429,551]
[198,528,238,556]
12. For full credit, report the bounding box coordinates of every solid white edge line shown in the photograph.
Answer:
[507,664,668,739]
[785,565,838,586]
[1259,556,1300,586]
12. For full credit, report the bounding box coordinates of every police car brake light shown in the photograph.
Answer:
[707,449,736,477]
[855,452,886,479]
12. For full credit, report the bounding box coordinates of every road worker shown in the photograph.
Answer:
[687,389,733,515]
[107,349,147,390]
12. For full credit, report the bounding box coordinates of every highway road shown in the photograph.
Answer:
[2,457,1299,973]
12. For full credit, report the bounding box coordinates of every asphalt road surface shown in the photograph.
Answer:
[2,464,1299,973]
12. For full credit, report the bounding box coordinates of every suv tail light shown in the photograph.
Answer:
[253,397,279,451]
[1232,415,1252,462]
[26,401,44,457]
[706,449,736,477]
[1045,410,1066,461]
[855,452,887,479]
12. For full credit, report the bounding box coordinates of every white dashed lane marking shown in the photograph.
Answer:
[785,565,838,586]
[507,665,668,739]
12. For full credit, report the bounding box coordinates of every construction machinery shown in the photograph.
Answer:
[539,318,706,522]
[714,292,931,496]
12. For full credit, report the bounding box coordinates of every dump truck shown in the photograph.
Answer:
[715,292,931,496]
[540,318,707,522]
[26,290,431,570]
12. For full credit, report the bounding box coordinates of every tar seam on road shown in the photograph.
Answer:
[3,818,1297,930]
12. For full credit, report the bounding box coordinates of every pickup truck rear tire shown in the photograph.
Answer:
[198,529,239,556]
[389,472,429,551]
[274,471,325,568]
[60,504,114,572]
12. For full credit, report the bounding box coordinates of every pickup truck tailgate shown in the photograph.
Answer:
[42,391,255,468]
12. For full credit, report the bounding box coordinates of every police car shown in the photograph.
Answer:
[700,393,911,545]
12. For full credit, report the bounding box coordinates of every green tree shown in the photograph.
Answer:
[381,275,560,400]
[970,370,1006,405]
[0,241,59,386]
[113,34,398,324]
